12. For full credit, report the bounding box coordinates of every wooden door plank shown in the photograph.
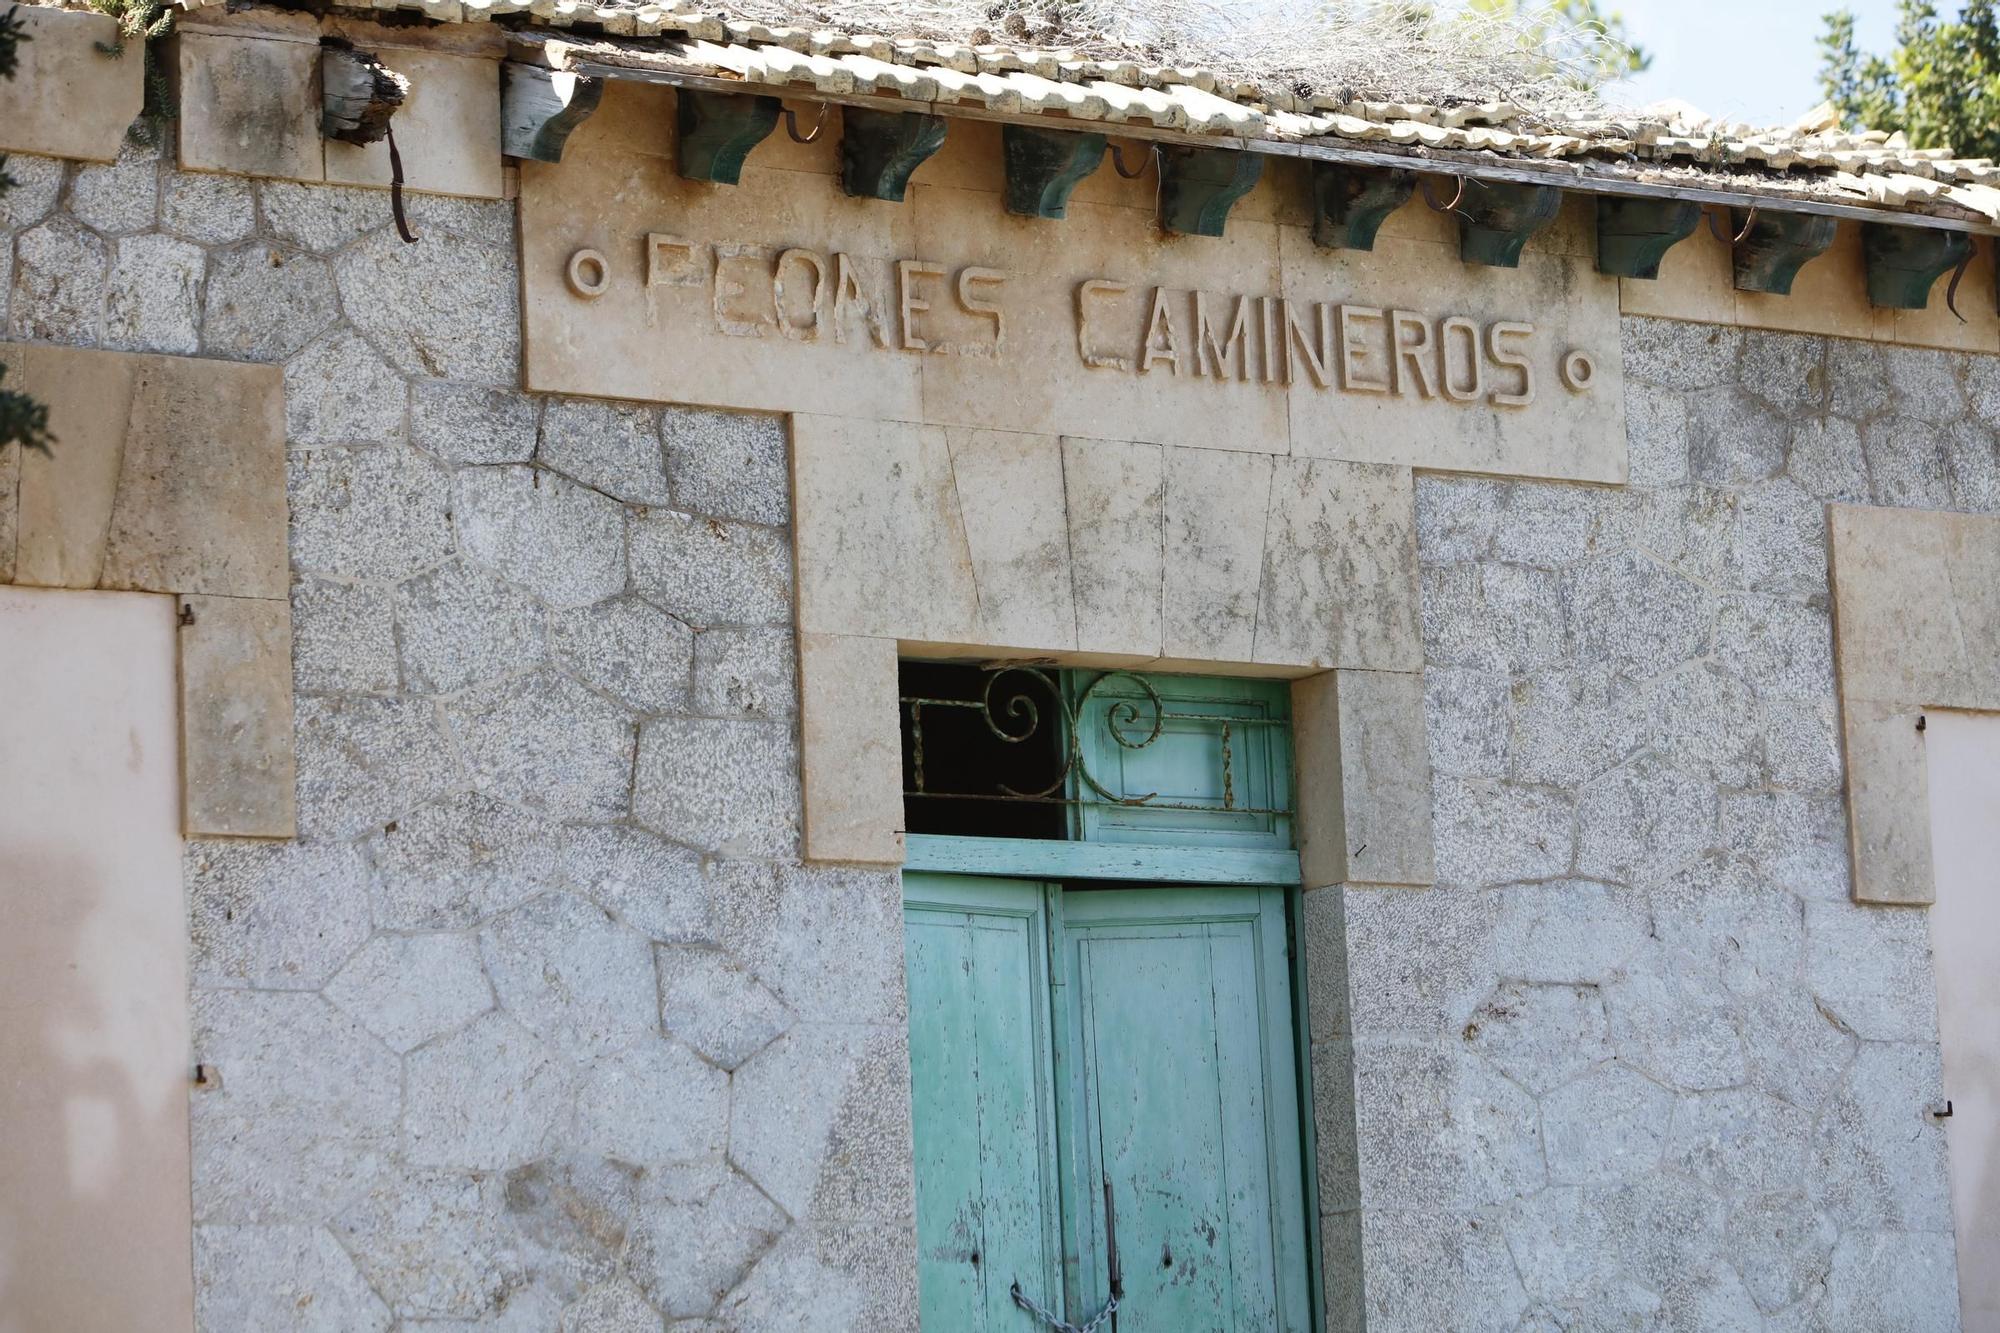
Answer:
[903,873,1065,1330]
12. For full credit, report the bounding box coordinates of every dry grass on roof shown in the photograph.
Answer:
[710,0,1635,121]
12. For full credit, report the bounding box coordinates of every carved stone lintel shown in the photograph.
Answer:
[1308,163,1416,251]
[1732,210,1839,295]
[1158,147,1262,238]
[1862,222,1976,309]
[501,62,604,164]
[677,89,781,185]
[841,107,949,202]
[1002,124,1107,219]
[1457,180,1563,268]
[320,43,408,146]
[1594,196,1701,279]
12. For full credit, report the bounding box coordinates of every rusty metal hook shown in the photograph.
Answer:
[1706,204,1759,246]
[1420,173,1468,214]
[1945,241,1977,323]
[782,101,829,144]
[1110,142,1154,179]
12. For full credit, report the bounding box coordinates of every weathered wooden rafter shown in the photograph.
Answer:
[1595,197,1702,279]
[321,44,408,146]
[1862,222,1976,309]
[675,89,779,184]
[1308,163,1415,251]
[1002,125,1108,219]
[1457,180,1564,268]
[841,106,948,201]
[1158,147,1262,237]
[501,64,604,164]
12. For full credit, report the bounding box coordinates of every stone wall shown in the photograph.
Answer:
[0,128,1971,1330]
[1346,316,1968,1330]
[3,136,914,1329]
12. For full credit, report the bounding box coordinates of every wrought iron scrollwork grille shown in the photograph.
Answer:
[900,665,1294,819]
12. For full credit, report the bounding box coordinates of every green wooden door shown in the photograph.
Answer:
[1058,887,1312,1333]
[904,874,1065,1330]
[904,876,1312,1332]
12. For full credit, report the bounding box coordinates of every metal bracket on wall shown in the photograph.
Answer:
[1862,222,1976,309]
[676,89,780,184]
[841,106,948,201]
[1002,124,1108,220]
[1158,146,1262,237]
[1456,179,1564,268]
[1594,196,1702,279]
[1307,162,1415,251]
[1732,209,1840,294]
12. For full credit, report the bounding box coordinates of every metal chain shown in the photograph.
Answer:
[1011,1281,1120,1333]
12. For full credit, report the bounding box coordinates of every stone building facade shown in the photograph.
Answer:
[0,4,1992,1330]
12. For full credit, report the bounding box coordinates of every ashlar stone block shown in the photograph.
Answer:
[0,7,145,164]
[178,594,298,837]
[6,341,287,598]
[177,32,324,182]
[1293,667,1435,888]
[797,632,902,866]
[324,50,504,200]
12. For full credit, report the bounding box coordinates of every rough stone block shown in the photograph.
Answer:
[335,216,522,384]
[691,626,796,719]
[179,595,299,838]
[481,891,657,1056]
[187,839,369,989]
[401,1015,573,1173]
[177,32,325,182]
[324,51,504,200]
[539,397,672,506]
[634,717,800,857]
[293,695,464,840]
[552,595,692,716]
[395,560,548,695]
[454,465,624,608]
[0,7,145,164]
[797,632,902,866]
[365,791,562,929]
[194,1225,391,1332]
[446,671,636,822]
[628,1166,787,1319]
[663,406,790,526]
[324,932,493,1054]
[6,342,287,599]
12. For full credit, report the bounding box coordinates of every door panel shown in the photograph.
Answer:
[1057,888,1312,1333]
[903,874,1063,1331]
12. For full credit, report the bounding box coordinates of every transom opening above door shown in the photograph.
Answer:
[897,660,1301,884]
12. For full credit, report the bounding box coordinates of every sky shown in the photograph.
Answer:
[1611,0,1899,126]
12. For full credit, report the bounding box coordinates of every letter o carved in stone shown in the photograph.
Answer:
[567,249,611,299]
[1559,349,1596,393]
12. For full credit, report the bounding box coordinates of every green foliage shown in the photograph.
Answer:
[0,4,51,455]
[1465,0,1652,82]
[0,365,54,456]
[87,0,173,143]
[1820,1,2000,159]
